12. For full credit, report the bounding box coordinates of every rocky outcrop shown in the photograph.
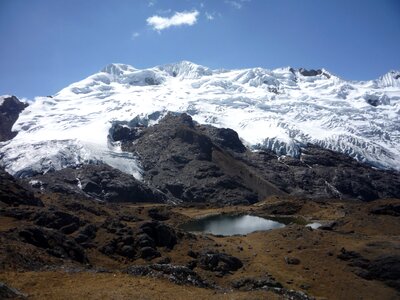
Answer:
[243,145,400,201]
[111,113,400,203]
[196,250,243,275]
[126,264,213,288]
[0,95,27,142]
[0,282,27,299]
[338,248,400,291]
[117,113,281,205]
[0,169,43,207]
[27,164,167,203]
[369,203,400,216]
[18,226,88,263]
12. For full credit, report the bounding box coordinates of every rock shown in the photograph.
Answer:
[0,207,35,220]
[261,201,303,215]
[28,164,167,203]
[75,224,97,245]
[0,95,28,141]
[110,123,144,142]
[135,233,156,248]
[352,255,400,291]
[155,257,171,264]
[285,256,301,265]
[318,221,337,231]
[339,249,400,292]
[139,246,161,260]
[298,68,330,79]
[108,113,400,203]
[33,210,81,234]
[139,221,177,249]
[200,126,246,153]
[18,226,88,263]
[243,144,400,202]
[99,234,136,259]
[337,248,362,261]
[197,250,243,274]
[126,264,212,288]
[0,169,43,207]
[101,218,133,235]
[187,250,198,258]
[121,113,263,205]
[370,204,400,217]
[186,260,197,270]
[0,282,27,299]
[232,276,283,290]
[148,207,170,221]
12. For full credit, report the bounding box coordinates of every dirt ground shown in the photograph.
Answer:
[1,195,399,299]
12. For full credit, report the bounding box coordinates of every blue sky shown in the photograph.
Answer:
[1,0,399,98]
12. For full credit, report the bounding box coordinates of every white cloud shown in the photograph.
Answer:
[147,10,199,31]
[131,32,140,40]
[205,12,215,21]
[225,0,250,9]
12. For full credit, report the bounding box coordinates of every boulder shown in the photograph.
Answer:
[285,256,301,265]
[18,226,88,263]
[139,221,177,249]
[0,169,43,207]
[370,204,400,217]
[232,276,282,290]
[198,250,243,274]
[126,264,212,288]
[33,210,81,234]
[0,282,27,299]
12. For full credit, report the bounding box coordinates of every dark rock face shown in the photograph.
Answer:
[126,264,212,288]
[18,226,88,263]
[75,224,97,247]
[285,256,301,265]
[27,164,167,203]
[299,68,331,79]
[338,248,400,291]
[231,276,314,300]
[100,235,136,259]
[261,201,303,215]
[112,113,400,203]
[197,250,243,274]
[138,221,177,249]
[244,145,400,202]
[370,204,400,217]
[0,169,43,207]
[0,282,27,299]
[232,276,282,290]
[117,113,281,205]
[33,210,82,234]
[139,246,161,260]
[0,95,28,142]
[98,220,177,261]
[148,207,170,221]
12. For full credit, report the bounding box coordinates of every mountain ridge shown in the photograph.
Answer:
[1,61,399,178]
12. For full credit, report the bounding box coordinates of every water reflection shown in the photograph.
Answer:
[181,214,285,236]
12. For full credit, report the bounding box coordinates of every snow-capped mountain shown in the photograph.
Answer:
[1,61,400,178]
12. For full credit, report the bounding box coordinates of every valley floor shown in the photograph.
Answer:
[1,195,399,299]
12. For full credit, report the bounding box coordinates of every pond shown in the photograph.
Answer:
[181,214,286,236]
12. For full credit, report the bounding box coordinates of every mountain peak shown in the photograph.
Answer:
[288,67,333,79]
[158,60,212,78]
[101,63,137,76]
[378,70,400,88]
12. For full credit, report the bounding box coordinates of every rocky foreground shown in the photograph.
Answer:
[1,168,400,299]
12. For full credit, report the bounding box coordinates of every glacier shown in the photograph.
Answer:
[1,61,399,178]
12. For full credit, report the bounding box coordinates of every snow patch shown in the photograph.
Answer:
[1,63,400,177]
